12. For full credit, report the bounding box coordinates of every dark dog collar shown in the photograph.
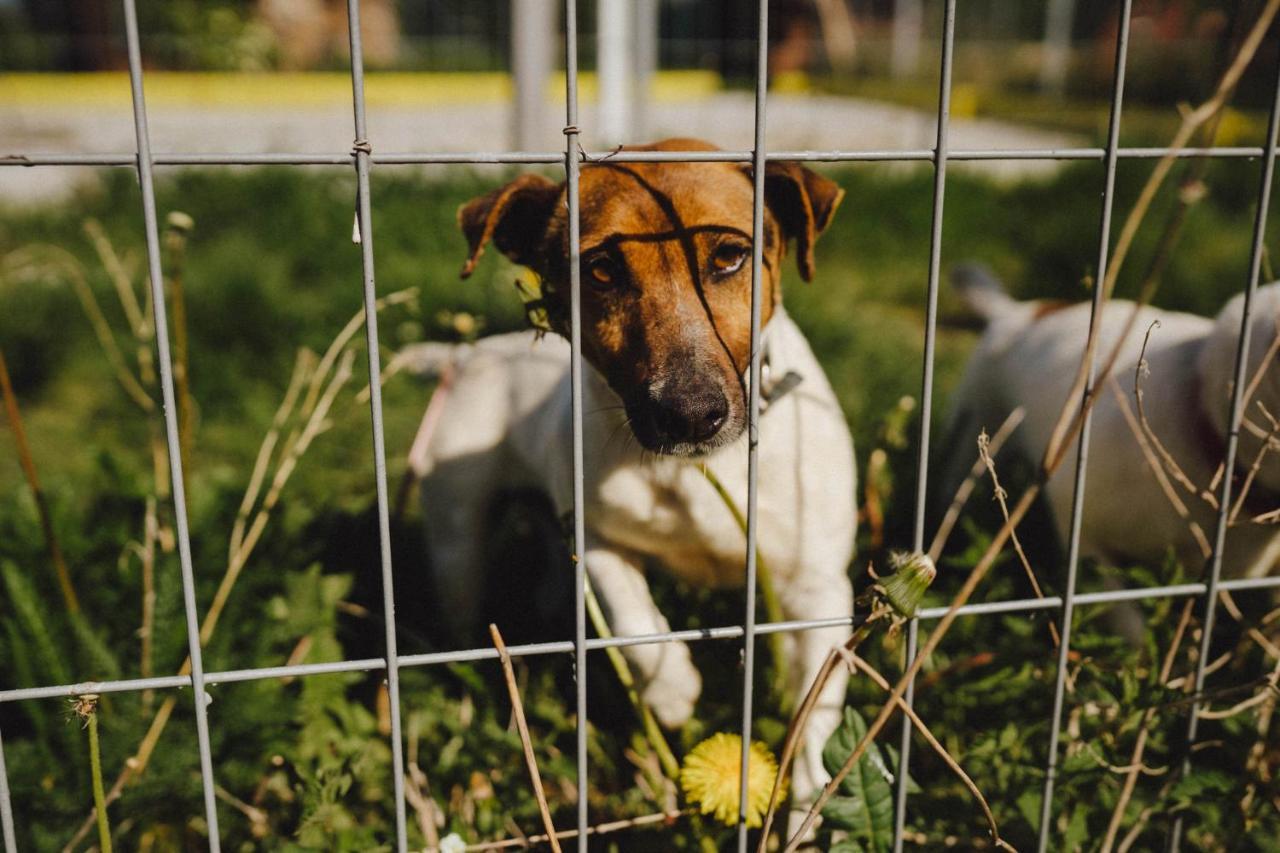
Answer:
[1190,376,1279,519]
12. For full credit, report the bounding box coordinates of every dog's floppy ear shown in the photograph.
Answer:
[764,162,845,282]
[458,173,562,279]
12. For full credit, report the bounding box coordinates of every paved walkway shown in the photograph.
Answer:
[1,78,1080,205]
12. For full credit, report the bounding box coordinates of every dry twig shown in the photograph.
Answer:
[978,429,1060,648]
[1108,376,1214,558]
[847,654,1012,850]
[1099,599,1195,852]
[489,624,561,853]
[927,407,1026,562]
[450,809,688,851]
[0,347,80,614]
[1042,0,1280,470]
[757,601,893,848]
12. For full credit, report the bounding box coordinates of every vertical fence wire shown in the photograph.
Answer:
[892,1,956,847]
[1167,38,1280,853]
[1036,3,1133,849]
[0,727,15,852]
[562,0,590,844]
[343,2,409,849]
[735,0,769,849]
[120,0,223,847]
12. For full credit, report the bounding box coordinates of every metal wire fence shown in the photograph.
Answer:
[3,1,1280,851]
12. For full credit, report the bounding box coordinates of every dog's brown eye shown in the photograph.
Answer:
[712,244,749,275]
[586,256,618,289]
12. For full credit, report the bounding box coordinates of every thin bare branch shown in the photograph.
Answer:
[848,654,1012,850]
[454,809,688,851]
[757,602,892,851]
[83,219,146,335]
[1107,376,1213,559]
[1042,0,1280,471]
[1133,321,1208,502]
[0,347,81,614]
[1099,599,1195,852]
[979,428,1060,648]
[490,624,561,853]
[928,407,1026,562]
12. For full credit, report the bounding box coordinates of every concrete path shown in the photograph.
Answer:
[1,83,1081,205]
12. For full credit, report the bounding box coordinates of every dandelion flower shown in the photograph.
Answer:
[878,551,936,619]
[680,732,785,828]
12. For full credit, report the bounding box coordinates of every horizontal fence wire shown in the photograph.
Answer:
[4,3,1280,851]
[3,575,1278,707]
[6,146,1280,167]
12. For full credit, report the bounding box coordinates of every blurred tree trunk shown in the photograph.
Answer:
[891,0,923,79]
[511,0,555,150]
[67,0,116,69]
[257,0,401,70]
[811,0,857,74]
[1040,0,1077,95]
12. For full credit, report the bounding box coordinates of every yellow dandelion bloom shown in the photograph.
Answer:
[680,732,785,828]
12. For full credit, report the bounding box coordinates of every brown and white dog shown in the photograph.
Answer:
[398,139,856,820]
[943,264,1280,582]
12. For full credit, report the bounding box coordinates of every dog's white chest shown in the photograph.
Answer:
[587,454,757,588]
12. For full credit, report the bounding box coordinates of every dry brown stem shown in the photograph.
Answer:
[1107,377,1214,558]
[301,288,416,416]
[1042,0,1280,471]
[1133,321,1205,501]
[453,809,688,851]
[203,349,354,646]
[83,219,145,335]
[848,654,1011,850]
[230,349,314,557]
[979,429,1060,648]
[785,487,1040,850]
[927,407,1026,563]
[65,294,390,849]
[4,247,154,412]
[406,711,442,849]
[1099,599,1195,852]
[489,624,561,853]
[756,602,892,850]
[0,347,80,614]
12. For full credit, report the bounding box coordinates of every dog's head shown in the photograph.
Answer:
[457,138,844,456]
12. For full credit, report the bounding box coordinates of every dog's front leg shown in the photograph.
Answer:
[586,546,702,729]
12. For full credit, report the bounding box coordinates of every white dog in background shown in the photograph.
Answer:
[943,264,1280,580]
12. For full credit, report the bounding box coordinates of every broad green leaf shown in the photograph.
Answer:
[821,707,895,852]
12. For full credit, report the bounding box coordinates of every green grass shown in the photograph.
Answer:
[1,160,1278,849]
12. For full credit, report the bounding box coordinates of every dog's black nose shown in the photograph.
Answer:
[652,390,729,445]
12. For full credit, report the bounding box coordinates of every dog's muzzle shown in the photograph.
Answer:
[627,379,734,456]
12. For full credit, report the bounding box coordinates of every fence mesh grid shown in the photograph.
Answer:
[3,1,1280,851]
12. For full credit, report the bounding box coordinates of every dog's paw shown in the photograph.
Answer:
[786,806,823,847]
[641,665,702,729]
